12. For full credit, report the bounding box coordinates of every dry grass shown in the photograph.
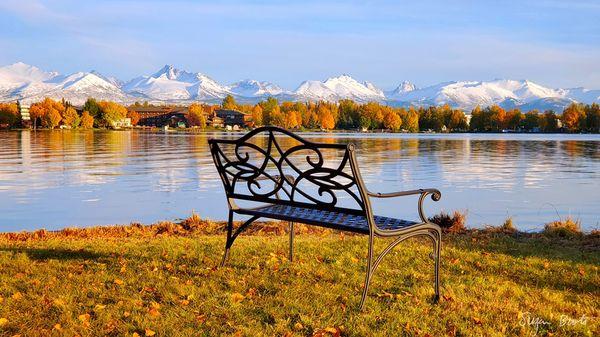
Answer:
[428,210,467,233]
[543,217,583,238]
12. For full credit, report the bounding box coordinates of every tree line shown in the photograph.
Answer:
[1,95,599,133]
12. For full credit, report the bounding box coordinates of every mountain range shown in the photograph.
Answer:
[1,62,599,112]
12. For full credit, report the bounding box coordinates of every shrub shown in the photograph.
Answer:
[429,210,466,233]
[484,217,518,234]
[543,217,582,238]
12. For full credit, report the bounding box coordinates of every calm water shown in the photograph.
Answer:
[0,130,598,232]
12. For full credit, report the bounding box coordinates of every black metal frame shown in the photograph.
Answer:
[208,126,442,310]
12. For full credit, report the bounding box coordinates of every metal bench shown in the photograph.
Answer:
[209,126,442,309]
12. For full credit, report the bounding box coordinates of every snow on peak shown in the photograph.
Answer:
[295,74,384,101]
[228,79,283,97]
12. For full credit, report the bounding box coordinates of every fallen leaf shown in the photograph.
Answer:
[53,324,61,330]
[145,329,156,336]
[350,257,359,263]
[313,326,342,337]
[231,293,245,303]
[78,314,90,322]
[0,318,8,326]
[543,261,550,269]
[11,292,22,300]
[148,308,160,318]
[578,267,586,276]
[450,258,460,264]
[133,333,140,337]
[95,304,106,311]
[123,311,131,318]
[472,317,482,325]
[442,295,454,302]
[180,299,190,306]
[114,279,124,285]
[294,322,304,330]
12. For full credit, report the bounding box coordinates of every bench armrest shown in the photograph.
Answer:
[367,188,441,224]
[367,188,441,201]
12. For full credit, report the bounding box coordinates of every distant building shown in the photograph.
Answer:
[128,106,187,127]
[215,109,252,128]
[112,118,132,128]
[18,102,32,128]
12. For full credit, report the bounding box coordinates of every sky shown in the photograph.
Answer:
[1,0,599,90]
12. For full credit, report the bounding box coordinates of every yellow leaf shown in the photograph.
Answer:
[180,299,190,306]
[133,333,141,337]
[294,322,304,330]
[114,279,124,285]
[0,318,8,326]
[11,292,22,300]
[472,317,482,325]
[120,266,127,273]
[0,296,3,303]
[123,311,131,318]
[95,304,106,311]
[231,293,245,303]
[145,329,156,336]
[148,308,160,318]
[543,261,550,269]
[53,324,62,330]
[78,313,90,322]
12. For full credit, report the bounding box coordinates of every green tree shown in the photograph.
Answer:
[522,111,540,131]
[584,103,600,133]
[221,94,238,110]
[540,110,559,132]
[258,97,280,125]
[83,98,102,125]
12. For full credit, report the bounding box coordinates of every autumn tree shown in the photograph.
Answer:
[62,106,80,128]
[504,109,523,130]
[187,103,207,128]
[80,111,94,129]
[251,104,263,126]
[319,108,335,130]
[383,109,402,131]
[561,103,585,132]
[221,94,238,110]
[0,103,18,127]
[127,110,140,126]
[98,101,127,127]
[29,98,64,129]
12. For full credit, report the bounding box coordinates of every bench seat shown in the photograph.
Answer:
[235,204,418,234]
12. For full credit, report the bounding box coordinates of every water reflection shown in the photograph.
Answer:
[0,130,598,232]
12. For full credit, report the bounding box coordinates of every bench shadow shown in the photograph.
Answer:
[0,247,106,261]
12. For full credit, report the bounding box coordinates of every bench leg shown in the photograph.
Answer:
[288,221,294,262]
[433,228,441,303]
[219,210,234,267]
[359,234,374,311]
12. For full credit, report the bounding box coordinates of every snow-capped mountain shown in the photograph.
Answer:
[0,62,125,104]
[228,79,283,98]
[386,79,599,111]
[294,75,385,102]
[122,65,231,101]
[386,81,416,99]
[0,62,599,112]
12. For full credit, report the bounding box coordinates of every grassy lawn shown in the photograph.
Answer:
[0,221,598,336]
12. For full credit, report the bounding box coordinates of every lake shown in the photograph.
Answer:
[0,130,598,232]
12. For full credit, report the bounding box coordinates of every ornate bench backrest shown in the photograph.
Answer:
[209,127,369,215]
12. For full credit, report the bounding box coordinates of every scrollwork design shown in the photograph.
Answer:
[209,127,366,211]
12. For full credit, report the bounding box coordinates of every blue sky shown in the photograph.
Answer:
[1,0,599,90]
